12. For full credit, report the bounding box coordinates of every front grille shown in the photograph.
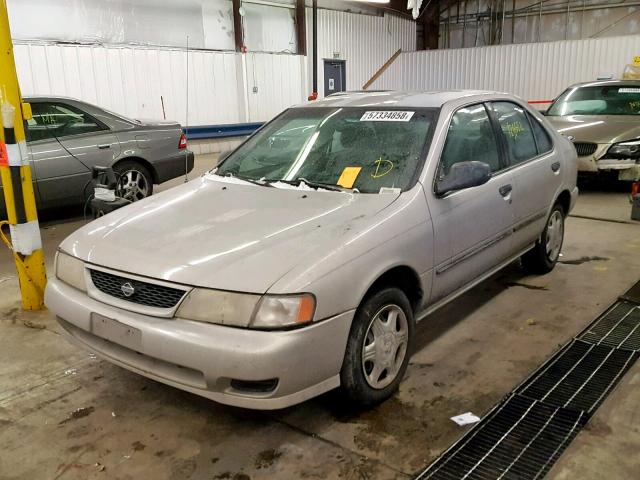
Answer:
[89,269,186,309]
[573,142,597,157]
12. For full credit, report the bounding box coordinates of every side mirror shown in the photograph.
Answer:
[436,161,491,196]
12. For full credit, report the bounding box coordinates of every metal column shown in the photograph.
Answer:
[0,0,47,309]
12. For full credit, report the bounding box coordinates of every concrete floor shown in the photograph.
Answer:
[0,163,639,479]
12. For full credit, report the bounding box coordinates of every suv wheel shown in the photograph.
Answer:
[340,287,414,408]
[521,203,565,274]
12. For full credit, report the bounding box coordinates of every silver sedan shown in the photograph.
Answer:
[1,96,194,214]
[46,91,578,409]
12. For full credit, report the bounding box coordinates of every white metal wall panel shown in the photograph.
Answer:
[14,43,243,126]
[245,53,306,122]
[306,10,416,97]
[373,34,640,103]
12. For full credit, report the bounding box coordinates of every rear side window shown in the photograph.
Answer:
[528,113,553,155]
[440,104,501,174]
[491,102,538,166]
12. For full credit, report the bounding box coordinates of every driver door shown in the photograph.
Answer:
[428,103,516,303]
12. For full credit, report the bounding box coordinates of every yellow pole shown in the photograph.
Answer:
[0,0,46,309]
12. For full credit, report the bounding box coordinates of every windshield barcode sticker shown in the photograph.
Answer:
[619,88,640,93]
[360,111,415,122]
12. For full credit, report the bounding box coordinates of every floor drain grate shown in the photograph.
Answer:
[414,281,640,480]
[417,395,584,480]
[578,302,640,351]
[516,340,637,413]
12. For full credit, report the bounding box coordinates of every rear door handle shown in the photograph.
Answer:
[551,161,561,172]
[97,144,111,149]
[499,184,512,197]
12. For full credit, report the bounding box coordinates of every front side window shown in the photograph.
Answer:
[491,102,538,166]
[26,103,104,142]
[439,104,501,174]
[547,85,640,116]
[215,107,436,193]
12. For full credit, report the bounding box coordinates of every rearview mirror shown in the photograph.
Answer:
[436,161,491,196]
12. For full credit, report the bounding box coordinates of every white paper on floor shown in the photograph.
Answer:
[450,412,481,426]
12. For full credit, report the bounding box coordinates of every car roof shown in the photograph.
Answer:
[566,79,640,89]
[23,95,82,101]
[295,90,507,109]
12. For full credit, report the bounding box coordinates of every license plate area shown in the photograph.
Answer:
[91,313,142,350]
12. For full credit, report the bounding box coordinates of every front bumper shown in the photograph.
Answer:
[45,278,353,409]
[577,144,638,174]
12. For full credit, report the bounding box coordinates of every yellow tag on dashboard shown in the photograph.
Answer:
[337,167,362,188]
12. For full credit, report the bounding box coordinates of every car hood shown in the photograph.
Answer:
[546,115,640,144]
[61,176,400,293]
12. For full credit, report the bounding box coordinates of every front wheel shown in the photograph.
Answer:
[521,204,565,274]
[340,287,414,408]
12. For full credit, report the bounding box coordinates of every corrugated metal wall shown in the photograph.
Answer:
[13,43,306,126]
[13,9,417,126]
[307,10,416,97]
[373,34,640,103]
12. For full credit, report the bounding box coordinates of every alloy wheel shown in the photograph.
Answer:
[117,170,149,201]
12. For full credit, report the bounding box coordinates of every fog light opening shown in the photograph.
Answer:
[230,378,279,393]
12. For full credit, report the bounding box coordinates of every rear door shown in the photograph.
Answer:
[488,101,561,252]
[428,103,516,303]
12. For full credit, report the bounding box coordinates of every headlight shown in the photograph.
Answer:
[251,294,316,329]
[176,289,261,327]
[176,289,316,329]
[607,139,640,158]
[55,251,87,292]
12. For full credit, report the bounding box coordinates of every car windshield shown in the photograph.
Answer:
[547,84,640,116]
[215,107,437,193]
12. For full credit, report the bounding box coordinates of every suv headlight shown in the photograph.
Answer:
[606,139,640,159]
[55,251,87,292]
[176,289,315,329]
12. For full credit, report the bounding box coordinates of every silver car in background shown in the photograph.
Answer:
[0,96,194,215]
[46,91,578,409]
[545,80,640,180]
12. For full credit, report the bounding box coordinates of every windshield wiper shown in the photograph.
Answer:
[221,172,273,187]
[279,178,358,193]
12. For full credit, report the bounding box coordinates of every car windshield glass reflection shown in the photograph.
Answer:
[215,107,436,193]
[547,85,640,116]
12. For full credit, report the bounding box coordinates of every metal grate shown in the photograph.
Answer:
[573,142,597,157]
[516,340,637,413]
[621,279,640,305]
[89,269,186,309]
[414,278,640,480]
[579,302,640,351]
[418,395,584,480]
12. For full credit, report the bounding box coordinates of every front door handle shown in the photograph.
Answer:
[551,161,561,172]
[499,184,512,197]
[97,144,111,149]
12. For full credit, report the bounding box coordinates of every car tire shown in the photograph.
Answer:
[521,203,565,275]
[114,160,154,202]
[340,287,414,408]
